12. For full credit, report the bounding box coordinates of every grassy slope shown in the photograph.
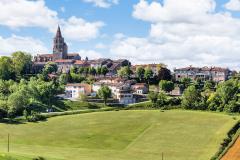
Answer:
[0,110,238,160]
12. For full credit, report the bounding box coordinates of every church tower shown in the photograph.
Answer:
[53,25,68,59]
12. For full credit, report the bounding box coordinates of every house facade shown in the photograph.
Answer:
[65,83,92,100]
[174,66,231,82]
[131,83,149,94]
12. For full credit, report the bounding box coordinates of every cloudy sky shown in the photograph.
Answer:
[1,0,240,70]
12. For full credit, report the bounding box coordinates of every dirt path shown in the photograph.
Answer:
[221,136,240,160]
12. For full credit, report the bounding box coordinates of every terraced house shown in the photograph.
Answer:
[174,66,232,82]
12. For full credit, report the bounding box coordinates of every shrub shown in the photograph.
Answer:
[27,111,46,122]
[167,97,181,106]
[157,92,167,107]
[182,85,201,110]
[127,101,154,110]
[211,121,240,160]
[148,92,158,107]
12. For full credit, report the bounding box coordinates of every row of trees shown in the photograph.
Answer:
[148,77,240,113]
[117,65,172,85]
[182,78,240,113]
[70,66,109,77]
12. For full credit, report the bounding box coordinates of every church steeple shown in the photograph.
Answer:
[53,25,68,59]
[56,25,62,38]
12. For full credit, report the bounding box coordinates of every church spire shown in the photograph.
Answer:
[53,25,68,59]
[55,25,62,38]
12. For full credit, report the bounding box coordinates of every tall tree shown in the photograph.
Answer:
[101,66,109,76]
[98,86,112,105]
[11,51,32,78]
[144,67,153,84]
[118,66,132,79]
[89,67,96,76]
[96,67,102,75]
[0,56,15,80]
[157,67,172,81]
[182,85,201,110]
[136,67,145,82]
[159,80,174,93]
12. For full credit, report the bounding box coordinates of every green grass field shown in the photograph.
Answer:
[0,110,238,160]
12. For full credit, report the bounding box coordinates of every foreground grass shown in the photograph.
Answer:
[0,110,238,160]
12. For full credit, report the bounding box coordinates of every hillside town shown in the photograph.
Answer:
[29,26,233,105]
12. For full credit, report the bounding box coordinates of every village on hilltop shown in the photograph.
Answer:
[29,26,234,105]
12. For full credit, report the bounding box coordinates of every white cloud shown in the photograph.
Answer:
[82,0,119,8]
[0,0,58,29]
[62,16,105,41]
[0,0,105,41]
[225,0,240,11]
[95,43,107,49]
[109,0,240,70]
[0,35,49,56]
[78,50,103,59]
[132,0,216,23]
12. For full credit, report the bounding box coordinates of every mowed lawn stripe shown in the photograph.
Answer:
[0,110,238,160]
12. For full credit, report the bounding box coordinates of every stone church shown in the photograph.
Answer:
[32,25,131,75]
[33,26,81,73]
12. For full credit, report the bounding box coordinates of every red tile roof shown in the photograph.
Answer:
[74,60,86,65]
[54,59,75,63]
[66,83,91,87]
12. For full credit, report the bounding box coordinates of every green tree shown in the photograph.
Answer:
[42,62,58,75]
[0,56,15,80]
[158,91,167,107]
[182,85,201,110]
[203,80,215,91]
[89,67,96,76]
[214,79,239,112]
[101,66,109,76]
[78,67,85,74]
[59,73,69,85]
[0,100,8,119]
[70,66,78,74]
[96,67,102,75]
[7,89,29,118]
[84,67,90,76]
[11,51,32,78]
[159,80,174,93]
[98,86,112,105]
[180,78,192,90]
[118,66,132,79]
[157,67,172,81]
[148,91,158,107]
[144,67,153,84]
[136,67,145,82]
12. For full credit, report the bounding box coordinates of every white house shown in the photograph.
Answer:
[131,83,149,94]
[65,83,92,100]
[116,92,135,105]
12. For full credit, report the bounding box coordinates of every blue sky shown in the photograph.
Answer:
[1,0,240,69]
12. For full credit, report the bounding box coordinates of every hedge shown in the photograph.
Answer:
[211,120,240,160]
[41,107,116,119]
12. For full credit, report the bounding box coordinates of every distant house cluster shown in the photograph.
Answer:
[174,66,232,82]
[65,77,149,105]
[32,25,234,105]
[32,26,130,75]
